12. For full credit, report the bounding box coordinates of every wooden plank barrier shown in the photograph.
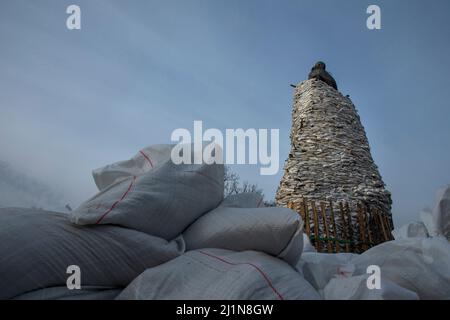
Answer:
[286,199,392,253]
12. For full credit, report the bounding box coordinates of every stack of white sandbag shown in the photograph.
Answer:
[115,188,311,300]
[1,143,317,300]
[296,237,450,299]
[0,207,185,299]
[0,144,223,299]
[75,144,316,300]
[296,232,450,300]
[3,143,449,300]
[297,184,450,300]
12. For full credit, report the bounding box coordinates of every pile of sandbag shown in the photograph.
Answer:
[0,207,185,299]
[295,183,450,300]
[0,144,311,300]
[296,237,450,300]
[1,144,449,300]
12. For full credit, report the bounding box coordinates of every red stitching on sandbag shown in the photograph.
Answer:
[197,250,284,300]
[95,176,136,224]
[139,150,154,168]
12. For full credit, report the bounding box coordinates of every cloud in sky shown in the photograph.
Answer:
[1,0,449,226]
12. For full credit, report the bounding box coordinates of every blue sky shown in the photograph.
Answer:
[0,0,449,226]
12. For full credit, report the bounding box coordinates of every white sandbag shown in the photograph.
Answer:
[323,274,419,300]
[392,221,429,240]
[302,233,316,253]
[432,185,450,240]
[70,161,224,239]
[295,252,358,293]
[420,208,438,237]
[93,144,174,191]
[117,249,321,300]
[352,237,450,299]
[14,286,122,300]
[221,192,264,208]
[183,206,303,266]
[0,208,184,299]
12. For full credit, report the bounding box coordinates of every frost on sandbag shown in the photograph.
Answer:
[117,249,321,300]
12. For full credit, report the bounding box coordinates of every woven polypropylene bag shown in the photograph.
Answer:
[117,249,321,300]
[0,208,184,299]
[70,161,224,239]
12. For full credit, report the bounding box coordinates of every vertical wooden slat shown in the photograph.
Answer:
[384,213,391,231]
[303,199,311,236]
[311,201,321,252]
[365,206,373,248]
[297,201,306,224]
[357,203,368,252]
[287,199,392,253]
[383,213,393,240]
[339,202,350,253]
[320,202,333,253]
[376,209,389,242]
[372,207,382,244]
[345,202,353,252]
[329,201,339,253]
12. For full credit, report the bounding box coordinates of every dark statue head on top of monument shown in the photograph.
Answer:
[308,61,338,90]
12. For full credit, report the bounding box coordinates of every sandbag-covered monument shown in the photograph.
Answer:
[276,62,393,253]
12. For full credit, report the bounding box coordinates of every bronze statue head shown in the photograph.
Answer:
[313,61,326,70]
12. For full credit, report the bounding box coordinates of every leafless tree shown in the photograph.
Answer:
[224,166,264,198]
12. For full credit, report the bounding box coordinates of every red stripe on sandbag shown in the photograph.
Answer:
[139,150,154,168]
[95,176,136,224]
[197,250,284,300]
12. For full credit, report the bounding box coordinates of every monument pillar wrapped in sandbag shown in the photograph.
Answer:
[276,73,393,253]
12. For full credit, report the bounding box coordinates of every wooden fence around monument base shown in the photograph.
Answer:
[287,199,394,254]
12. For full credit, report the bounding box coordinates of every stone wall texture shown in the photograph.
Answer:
[276,79,393,247]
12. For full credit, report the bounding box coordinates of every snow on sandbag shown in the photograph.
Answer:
[93,144,174,191]
[116,249,321,300]
[352,237,450,299]
[323,274,419,300]
[295,252,358,294]
[220,192,264,208]
[0,208,184,299]
[432,185,450,240]
[183,206,303,266]
[70,161,224,239]
[392,221,429,240]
